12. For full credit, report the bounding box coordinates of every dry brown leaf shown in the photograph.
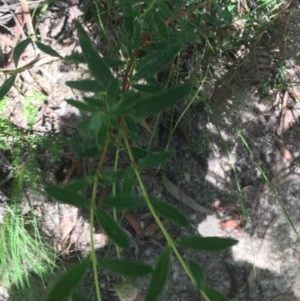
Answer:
[124,211,143,236]
[162,174,211,214]
[141,119,152,134]
[276,137,294,162]
[219,219,241,230]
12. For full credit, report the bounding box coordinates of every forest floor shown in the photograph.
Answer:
[1,1,300,301]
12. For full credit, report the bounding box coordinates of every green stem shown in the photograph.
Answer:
[113,139,121,259]
[120,119,196,285]
[90,131,112,301]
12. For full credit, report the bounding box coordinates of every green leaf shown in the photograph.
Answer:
[132,84,162,94]
[45,185,89,207]
[151,198,189,227]
[157,0,173,19]
[79,146,99,158]
[96,114,110,150]
[131,147,149,159]
[178,20,200,44]
[202,13,222,27]
[111,91,142,116]
[101,195,146,210]
[107,78,120,104]
[66,99,98,112]
[66,80,103,92]
[98,258,153,277]
[123,2,135,37]
[203,287,230,301]
[131,82,192,118]
[64,53,86,64]
[72,292,93,301]
[103,57,125,67]
[83,97,106,110]
[152,10,168,39]
[188,260,205,290]
[0,75,17,101]
[133,21,141,49]
[65,177,92,191]
[133,43,182,80]
[13,38,31,67]
[145,247,170,301]
[36,41,62,57]
[214,3,233,25]
[101,169,131,183]
[176,236,238,251]
[95,208,130,248]
[89,111,103,133]
[121,169,135,194]
[44,259,90,301]
[76,22,115,89]
[139,150,174,168]
[125,117,140,142]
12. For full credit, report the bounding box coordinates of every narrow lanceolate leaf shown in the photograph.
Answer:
[131,82,192,119]
[133,43,182,80]
[152,10,168,39]
[132,84,162,94]
[65,177,92,192]
[13,38,31,67]
[95,208,130,249]
[72,292,93,301]
[107,78,120,103]
[0,74,17,101]
[145,247,170,301]
[76,22,115,90]
[188,260,205,290]
[101,195,146,210]
[203,287,230,301]
[45,185,89,207]
[66,99,97,112]
[44,259,90,301]
[176,236,238,251]
[156,0,173,19]
[139,150,174,168]
[66,80,103,92]
[98,259,153,277]
[151,198,189,227]
[36,41,62,58]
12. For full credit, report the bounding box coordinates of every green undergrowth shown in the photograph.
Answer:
[0,119,71,295]
[0,165,56,294]
[0,0,289,301]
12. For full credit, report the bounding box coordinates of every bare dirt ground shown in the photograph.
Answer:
[1,1,300,301]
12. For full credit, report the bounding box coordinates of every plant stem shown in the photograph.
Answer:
[90,130,112,301]
[120,118,196,285]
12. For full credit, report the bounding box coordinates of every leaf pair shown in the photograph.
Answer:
[45,184,131,249]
